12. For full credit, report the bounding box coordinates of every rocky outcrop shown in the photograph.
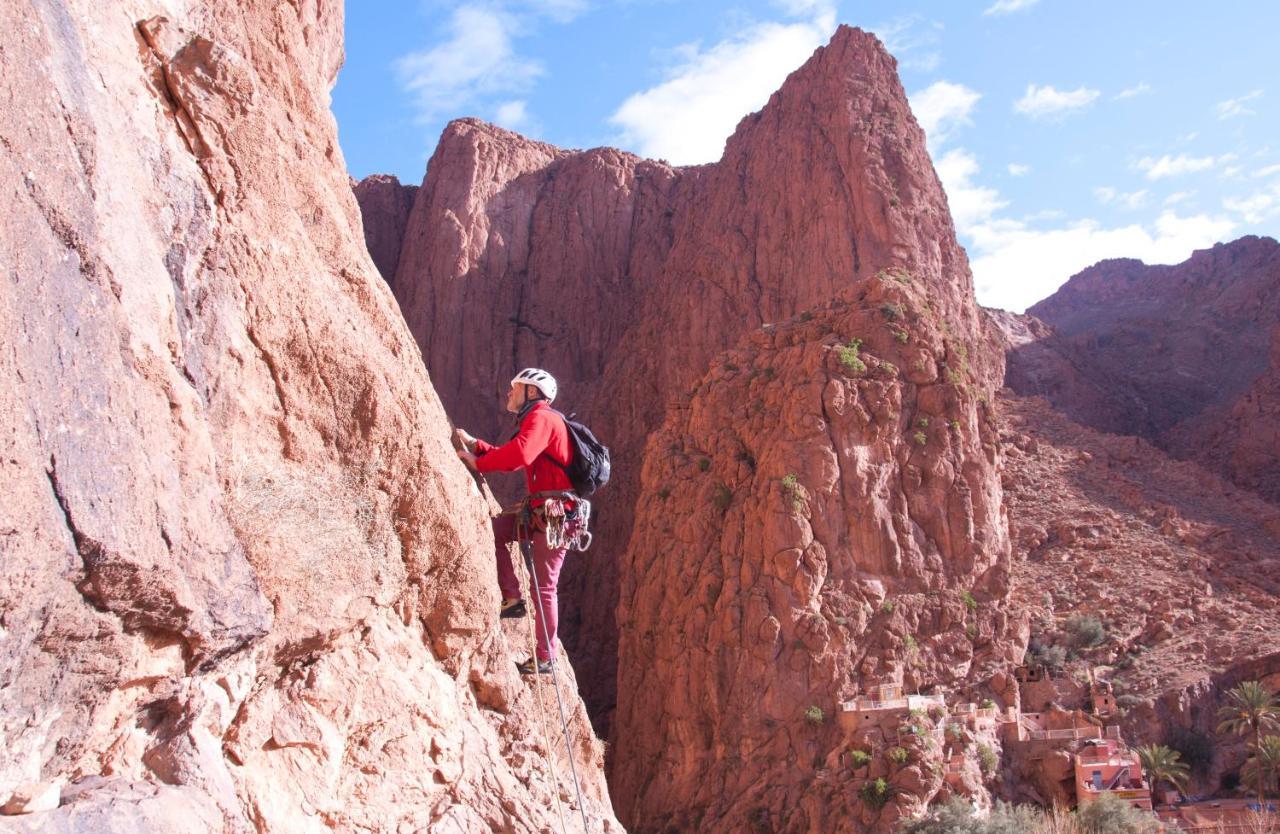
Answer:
[1006,237,1280,503]
[612,280,1016,831]
[388,26,1001,736]
[1000,393,1280,760]
[352,174,417,284]
[1166,325,1280,504]
[0,2,616,832]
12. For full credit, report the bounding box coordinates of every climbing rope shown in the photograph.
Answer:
[510,536,572,834]
[513,499,591,833]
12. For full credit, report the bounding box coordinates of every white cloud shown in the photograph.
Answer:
[909,81,980,152]
[397,6,542,123]
[873,15,943,72]
[1223,178,1280,224]
[608,6,835,164]
[1164,191,1194,206]
[1114,82,1151,100]
[396,2,590,129]
[1134,153,1217,180]
[1007,163,1030,176]
[1256,163,1280,178]
[971,211,1235,312]
[1013,84,1101,120]
[772,0,836,15]
[1094,187,1149,210]
[494,99,532,131]
[1216,89,1263,120]
[984,0,1039,16]
[933,150,1234,312]
[935,149,1008,230]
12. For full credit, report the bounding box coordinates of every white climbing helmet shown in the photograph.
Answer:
[511,368,557,402]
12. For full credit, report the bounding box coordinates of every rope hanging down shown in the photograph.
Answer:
[513,497,591,833]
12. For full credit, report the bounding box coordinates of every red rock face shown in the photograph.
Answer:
[1166,325,1280,503]
[353,174,417,283]
[389,26,1003,734]
[999,392,1280,796]
[0,2,616,831]
[612,285,1016,831]
[1011,237,1280,503]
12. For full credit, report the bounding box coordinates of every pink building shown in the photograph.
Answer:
[1073,739,1152,811]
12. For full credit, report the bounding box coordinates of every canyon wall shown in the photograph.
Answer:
[371,25,1017,831]
[0,1,616,831]
[381,27,1006,737]
[1008,237,1280,503]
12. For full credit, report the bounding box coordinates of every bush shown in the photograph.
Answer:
[881,599,895,614]
[1026,640,1068,671]
[849,749,872,767]
[697,457,711,472]
[1065,614,1107,649]
[780,474,804,510]
[881,302,905,321]
[902,801,1043,834]
[892,326,910,344]
[859,777,892,809]
[900,799,986,834]
[978,743,998,775]
[1075,792,1162,833]
[913,430,928,446]
[804,705,825,725]
[961,590,978,612]
[888,746,910,764]
[838,338,867,374]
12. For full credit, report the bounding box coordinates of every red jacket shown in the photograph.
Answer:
[474,401,575,499]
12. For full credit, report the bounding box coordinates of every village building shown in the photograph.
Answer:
[1073,738,1152,811]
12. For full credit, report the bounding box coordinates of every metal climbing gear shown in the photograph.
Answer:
[528,490,593,552]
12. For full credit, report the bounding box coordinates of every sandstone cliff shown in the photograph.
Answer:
[381,27,1004,741]
[1007,237,1280,503]
[0,2,616,831]
[611,283,1015,832]
[353,174,417,283]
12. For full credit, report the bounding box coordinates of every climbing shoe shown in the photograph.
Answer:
[500,598,526,619]
[516,657,553,675]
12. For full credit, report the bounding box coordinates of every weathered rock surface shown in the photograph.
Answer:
[1000,392,1280,792]
[387,26,1001,736]
[352,174,417,283]
[0,2,616,832]
[612,282,1016,831]
[1006,237,1280,503]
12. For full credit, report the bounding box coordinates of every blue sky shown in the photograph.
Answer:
[334,1,1280,311]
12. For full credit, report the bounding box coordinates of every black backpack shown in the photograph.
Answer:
[553,410,611,496]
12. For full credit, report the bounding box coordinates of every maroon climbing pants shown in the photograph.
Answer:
[493,513,568,662]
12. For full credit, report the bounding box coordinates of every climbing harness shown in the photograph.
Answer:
[509,495,591,833]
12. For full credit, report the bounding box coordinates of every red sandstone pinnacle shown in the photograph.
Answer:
[383,25,1006,737]
[0,2,617,832]
[611,284,1017,832]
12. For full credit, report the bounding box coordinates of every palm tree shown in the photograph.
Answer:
[1136,744,1190,801]
[1241,735,1280,803]
[1217,681,1280,803]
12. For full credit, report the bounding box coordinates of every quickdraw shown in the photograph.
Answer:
[520,490,593,553]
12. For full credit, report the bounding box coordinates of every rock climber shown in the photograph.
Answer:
[454,368,575,675]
